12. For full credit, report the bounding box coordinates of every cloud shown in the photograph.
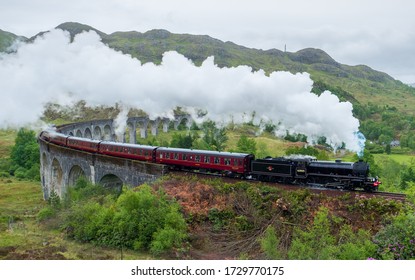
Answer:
[0,29,363,153]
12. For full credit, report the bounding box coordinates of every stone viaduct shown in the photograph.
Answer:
[39,115,191,199]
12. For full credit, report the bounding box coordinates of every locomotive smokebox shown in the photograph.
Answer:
[353,160,369,177]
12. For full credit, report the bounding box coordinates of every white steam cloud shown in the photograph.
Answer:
[0,29,363,153]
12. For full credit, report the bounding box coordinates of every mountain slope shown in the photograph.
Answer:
[0,29,27,52]
[1,22,415,145]
[56,23,415,114]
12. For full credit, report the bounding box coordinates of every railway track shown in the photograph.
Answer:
[362,191,406,201]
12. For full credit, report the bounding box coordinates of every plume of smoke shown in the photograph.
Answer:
[0,29,365,154]
[113,105,130,141]
[354,131,367,157]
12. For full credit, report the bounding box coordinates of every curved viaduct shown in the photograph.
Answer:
[39,115,191,200]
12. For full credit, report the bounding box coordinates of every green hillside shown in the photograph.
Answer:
[1,22,415,149]
[0,29,26,52]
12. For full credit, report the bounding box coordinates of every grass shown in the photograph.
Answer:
[0,129,17,159]
[0,178,46,250]
[0,177,153,259]
[374,154,415,166]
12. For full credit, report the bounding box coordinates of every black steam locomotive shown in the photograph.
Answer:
[250,156,380,192]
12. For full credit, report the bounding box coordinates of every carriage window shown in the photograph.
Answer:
[234,159,239,166]
[174,153,179,160]
[204,156,210,163]
[183,154,187,160]
[159,153,163,159]
[225,158,231,165]
[195,155,201,162]
[214,157,220,164]
[166,153,170,159]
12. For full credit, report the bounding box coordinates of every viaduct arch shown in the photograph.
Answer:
[39,115,191,199]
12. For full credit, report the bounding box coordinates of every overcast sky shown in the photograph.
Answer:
[1,0,414,83]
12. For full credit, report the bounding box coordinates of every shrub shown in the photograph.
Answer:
[0,171,10,178]
[288,207,385,260]
[62,184,188,256]
[48,190,61,209]
[335,225,376,260]
[208,208,234,231]
[236,135,257,155]
[348,196,402,216]
[259,226,282,259]
[288,207,336,260]
[64,202,103,242]
[10,128,40,180]
[373,212,415,260]
[150,227,187,256]
[37,206,56,222]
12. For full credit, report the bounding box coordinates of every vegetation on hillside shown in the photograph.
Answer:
[44,179,188,257]
[1,110,415,259]
[0,128,40,181]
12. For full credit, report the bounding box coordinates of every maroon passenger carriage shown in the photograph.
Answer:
[98,141,157,162]
[66,136,100,153]
[155,147,254,178]
[39,130,68,146]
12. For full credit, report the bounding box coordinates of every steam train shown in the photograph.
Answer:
[39,130,381,192]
